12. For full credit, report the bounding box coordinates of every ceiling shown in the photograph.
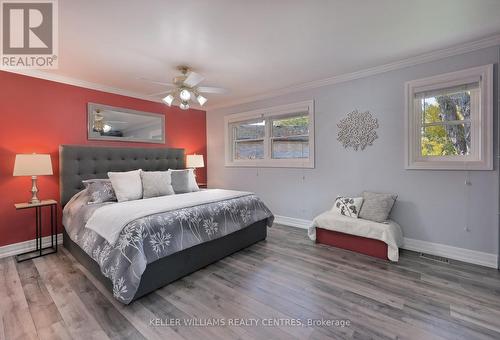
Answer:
[34,0,500,108]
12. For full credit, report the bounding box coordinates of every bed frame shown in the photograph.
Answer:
[59,145,268,303]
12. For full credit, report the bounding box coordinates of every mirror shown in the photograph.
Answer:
[87,103,165,143]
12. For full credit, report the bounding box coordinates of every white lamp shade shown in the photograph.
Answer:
[13,154,53,176]
[186,154,204,168]
[196,94,207,106]
[162,94,174,106]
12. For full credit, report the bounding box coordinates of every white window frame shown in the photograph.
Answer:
[224,100,315,168]
[404,64,493,170]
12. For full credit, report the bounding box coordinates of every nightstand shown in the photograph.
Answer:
[197,182,207,189]
[15,199,58,262]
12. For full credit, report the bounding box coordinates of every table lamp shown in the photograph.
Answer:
[186,154,204,178]
[13,153,53,204]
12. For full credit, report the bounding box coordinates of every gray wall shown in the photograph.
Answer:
[207,46,500,255]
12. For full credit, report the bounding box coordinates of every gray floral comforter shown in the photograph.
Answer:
[62,190,274,304]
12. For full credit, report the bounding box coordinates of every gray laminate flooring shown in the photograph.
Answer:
[2,224,500,340]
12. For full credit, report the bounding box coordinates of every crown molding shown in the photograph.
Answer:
[208,33,500,110]
[4,69,209,110]
[3,69,164,103]
[3,69,206,110]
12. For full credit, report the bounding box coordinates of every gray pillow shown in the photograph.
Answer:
[82,179,117,204]
[170,169,199,193]
[358,191,397,223]
[141,171,175,198]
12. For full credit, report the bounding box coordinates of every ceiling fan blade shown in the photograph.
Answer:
[137,77,176,87]
[197,86,228,94]
[148,90,172,97]
[183,71,205,87]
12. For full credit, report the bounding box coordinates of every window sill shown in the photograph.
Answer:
[405,159,493,171]
[225,160,315,168]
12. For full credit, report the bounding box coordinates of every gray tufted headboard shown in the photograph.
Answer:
[59,145,185,206]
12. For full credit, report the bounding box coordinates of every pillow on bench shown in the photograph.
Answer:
[332,196,363,218]
[358,191,397,223]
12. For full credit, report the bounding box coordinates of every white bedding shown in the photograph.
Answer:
[308,211,403,261]
[85,189,252,245]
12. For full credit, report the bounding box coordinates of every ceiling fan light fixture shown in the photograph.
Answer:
[93,112,105,132]
[93,119,104,132]
[196,94,207,106]
[162,94,174,106]
[179,89,191,101]
[148,66,227,108]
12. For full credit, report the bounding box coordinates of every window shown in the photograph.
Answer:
[233,119,265,160]
[405,65,493,170]
[271,114,310,159]
[225,100,314,168]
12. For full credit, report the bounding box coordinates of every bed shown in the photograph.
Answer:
[60,145,274,304]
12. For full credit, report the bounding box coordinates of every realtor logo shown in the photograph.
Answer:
[1,0,58,69]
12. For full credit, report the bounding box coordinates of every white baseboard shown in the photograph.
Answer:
[402,238,498,269]
[274,215,498,269]
[274,215,311,229]
[0,234,63,259]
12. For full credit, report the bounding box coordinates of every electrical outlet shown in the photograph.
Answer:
[465,180,472,185]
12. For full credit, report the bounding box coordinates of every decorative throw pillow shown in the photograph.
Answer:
[332,196,364,218]
[82,179,117,204]
[141,170,175,198]
[358,191,397,223]
[107,169,143,202]
[169,169,199,193]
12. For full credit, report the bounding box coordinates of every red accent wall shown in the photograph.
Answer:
[0,71,207,247]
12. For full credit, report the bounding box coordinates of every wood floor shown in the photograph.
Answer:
[1,224,500,340]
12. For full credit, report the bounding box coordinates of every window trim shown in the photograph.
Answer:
[404,64,493,170]
[224,100,315,168]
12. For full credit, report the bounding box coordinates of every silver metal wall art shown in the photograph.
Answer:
[337,110,378,151]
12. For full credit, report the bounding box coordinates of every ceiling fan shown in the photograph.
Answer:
[93,110,128,133]
[141,65,227,110]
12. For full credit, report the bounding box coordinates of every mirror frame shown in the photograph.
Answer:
[87,103,165,144]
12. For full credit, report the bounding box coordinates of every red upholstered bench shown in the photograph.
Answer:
[316,227,389,260]
[309,212,402,261]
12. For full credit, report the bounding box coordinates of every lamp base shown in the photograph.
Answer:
[30,176,40,204]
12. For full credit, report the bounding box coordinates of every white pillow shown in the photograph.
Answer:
[108,169,143,202]
[331,196,364,218]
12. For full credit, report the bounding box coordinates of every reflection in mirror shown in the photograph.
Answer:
[88,103,165,143]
